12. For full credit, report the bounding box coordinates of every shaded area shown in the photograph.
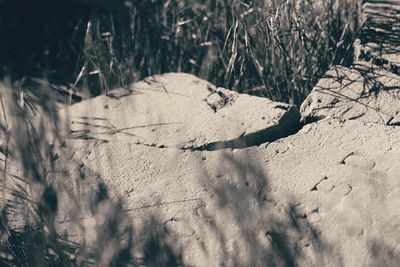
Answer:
[301,62,400,124]
[185,107,302,151]
[368,240,400,266]
[193,151,342,266]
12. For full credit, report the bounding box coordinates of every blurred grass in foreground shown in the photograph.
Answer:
[0,79,180,266]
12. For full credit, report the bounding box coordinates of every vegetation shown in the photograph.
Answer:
[0,0,359,265]
[1,0,359,105]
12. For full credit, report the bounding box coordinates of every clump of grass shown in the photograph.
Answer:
[219,0,359,105]
[1,0,359,105]
[74,0,359,106]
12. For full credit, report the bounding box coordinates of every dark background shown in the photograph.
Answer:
[0,0,91,82]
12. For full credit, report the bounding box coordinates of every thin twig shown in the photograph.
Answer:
[0,82,10,204]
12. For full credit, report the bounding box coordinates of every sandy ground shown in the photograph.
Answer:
[48,68,400,266]
[2,2,400,266]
